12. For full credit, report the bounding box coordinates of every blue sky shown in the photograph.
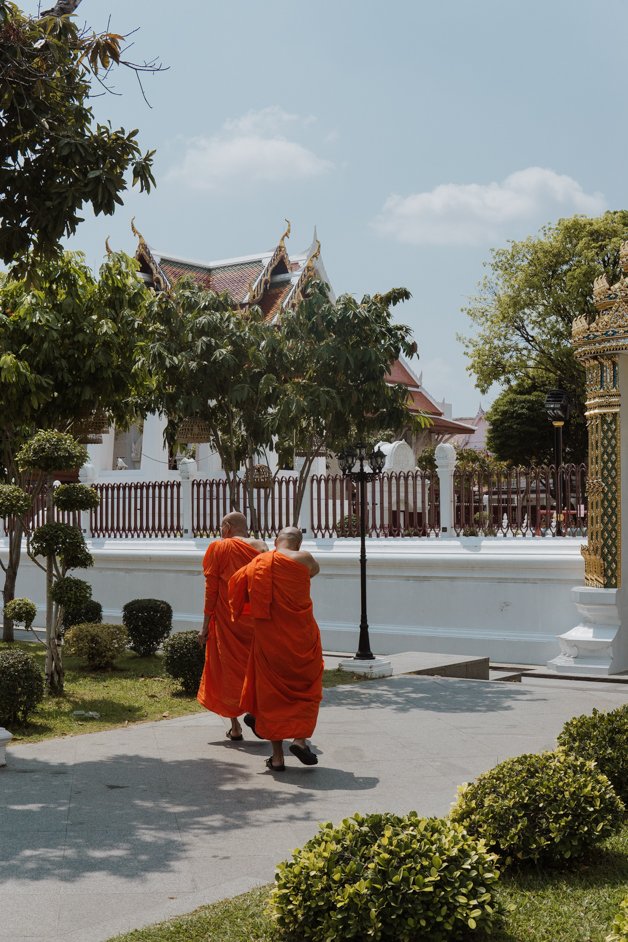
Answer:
[23,0,628,413]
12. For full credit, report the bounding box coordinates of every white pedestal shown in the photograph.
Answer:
[547,586,625,675]
[0,726,13,766]
[338,656,393,678]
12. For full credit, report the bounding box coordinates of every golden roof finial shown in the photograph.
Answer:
[279,218,291,247]
[105,236,113,256]
[130,217,145,243]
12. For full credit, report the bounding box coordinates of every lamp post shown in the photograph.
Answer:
[544,389,570,536]
[338,442,386,659]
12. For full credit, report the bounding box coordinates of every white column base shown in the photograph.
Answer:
[338,656,393,678]
[547,586,625,675]
[0,726,13,766]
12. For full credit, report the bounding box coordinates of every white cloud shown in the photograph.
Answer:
[372,168,607,246]
[166,107,332,191]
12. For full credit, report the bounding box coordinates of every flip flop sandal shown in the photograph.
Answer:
[265,756,285,772]
[226,730,243,741]
[243,713,264,740]
[289,743,318,766]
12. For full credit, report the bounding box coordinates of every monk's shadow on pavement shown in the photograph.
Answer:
[279,766,379,791]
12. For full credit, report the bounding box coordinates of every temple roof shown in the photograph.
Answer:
[386,357,476,435]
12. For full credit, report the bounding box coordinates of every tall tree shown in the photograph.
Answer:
[0,0,158,275]
[460,212,628,461]
[0,250,151,640]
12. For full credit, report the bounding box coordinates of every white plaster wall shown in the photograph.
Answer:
[1,536,585,666]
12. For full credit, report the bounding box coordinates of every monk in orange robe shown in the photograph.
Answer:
[197,512,267,740]
[230,526,323,771]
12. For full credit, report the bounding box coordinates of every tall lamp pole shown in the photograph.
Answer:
[544,389,570,536]
[338,443,386,660]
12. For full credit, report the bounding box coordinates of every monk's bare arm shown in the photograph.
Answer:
[251,538,269,553]
[292,549,320,577]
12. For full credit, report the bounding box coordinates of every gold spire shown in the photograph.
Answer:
[279,219,291,247]
[105,236,113,256]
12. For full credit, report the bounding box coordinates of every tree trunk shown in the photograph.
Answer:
[1,519,23,642]
[44,481,63,694]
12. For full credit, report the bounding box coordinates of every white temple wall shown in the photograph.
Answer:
[2,536,585,666]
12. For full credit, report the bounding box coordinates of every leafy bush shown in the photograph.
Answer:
[53,483,100,512]
[269,812,501,942]
[607,894,628,942]
[123,598,173,656]
[0,483,31,517]
[16,430,87,472]
[51,576,92,610]
[337,514,359,536]
[4,597,37,629]
[64,622,128,670]
[450,750,625,866]
[63,599,103,629]
[29,523,93,570]
[558,705,628,804]
[162,630,205,695]
[0,649,44,724]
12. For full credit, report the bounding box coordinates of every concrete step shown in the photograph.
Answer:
[489,667,523,683]
[386,652,490,681]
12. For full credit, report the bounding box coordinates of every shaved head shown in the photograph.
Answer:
[275,526,303,550]
[221,512,248,537]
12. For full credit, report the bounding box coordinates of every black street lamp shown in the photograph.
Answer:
[338,442,386,660]
[544,389,570,536]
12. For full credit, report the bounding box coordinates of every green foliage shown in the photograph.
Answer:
[4,597,36,629]
[269,811,501,941]
[0,483,30,516]
[607,894,628,942]
[0,2,155,272]
[50,576,92,611]
[558,705,628,804]
[53,483,100,512]
[162,631,205,695]
[29,522,92,570]
[450,750,625,866]
[417,446,507,473]
[0,648,44,724]
[64,622,128,670]
[122,598,173,656]
[16,430,87,473]
[63,599,103,629]
[486,387,557,464]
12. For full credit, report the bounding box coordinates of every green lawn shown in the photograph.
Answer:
[106,827,628,942]
[1,640,362,742]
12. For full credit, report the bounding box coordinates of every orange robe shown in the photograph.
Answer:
[197,537,262,718]
[230,550,324,741]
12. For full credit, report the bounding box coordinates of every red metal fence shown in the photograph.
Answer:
[91,481,181,538]
[192,476,299,537]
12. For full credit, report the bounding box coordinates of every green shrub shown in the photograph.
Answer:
[0,649,44,724]
[16,430,87,472]
[63,599,103,629]
[450,750,625,866]
[53,483,100,512]
[162,630,205,695]
[122,598,172,656]
[64,622,128,670]
[51,576,92,610]
[269,812,501,942]
[0,483,31,517]
[4,597,37,629]
[558,705,628,804]
[607,894,628,942]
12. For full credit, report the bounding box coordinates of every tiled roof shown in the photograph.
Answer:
[259,284,292,319]
[386,360,444,417]
[428,415,478,434]
[158,257,265,302]
[406,388,446,416]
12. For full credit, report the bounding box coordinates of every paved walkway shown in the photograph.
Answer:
[1,674,626,942]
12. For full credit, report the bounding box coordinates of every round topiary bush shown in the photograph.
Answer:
[557,705,628,804]
[0,649,44,725]
[51,576,92,610]
[0,483,31,518]
[4,598,37,630]
[269,812,501,942]
[16,430,88,473]
[64,622,128,670]
[162,631,205,695]
[123,598,173,656]
[607,893,628,942]
[63,599,103,629]
[450,750,625,866]
[53,483,100,512]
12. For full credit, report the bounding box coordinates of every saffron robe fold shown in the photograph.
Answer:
[230,550,323,741]
[196,537,262,717]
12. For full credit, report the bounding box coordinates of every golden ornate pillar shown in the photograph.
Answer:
[548,251,628,674]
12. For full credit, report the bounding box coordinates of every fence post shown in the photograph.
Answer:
[178,457,197,538]
[298,474,314,538]
[78,460,96,539]
[435,443,456,537]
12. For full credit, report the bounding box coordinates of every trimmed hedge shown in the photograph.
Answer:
[64,622,128,670]
[63,599,103,629]
[53,483,100,512]
[558,704,628,804]
[607,894,628,942]
[51,576,92,610]
[162,630,205,695]
[4,598,37,630]
[122,598,172,656]
[269,812,501,941]
[450,750,625,866]
[0,649,44,724]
